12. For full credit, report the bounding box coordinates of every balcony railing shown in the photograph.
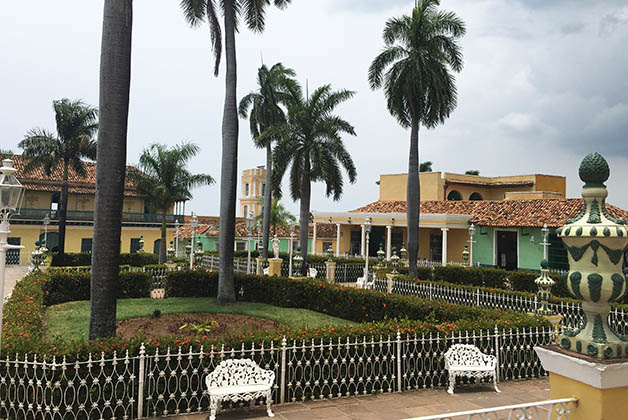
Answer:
[14,208,184,224]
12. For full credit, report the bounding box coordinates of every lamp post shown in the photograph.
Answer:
[288,224,295,277]
[189,213,198,269]
[43,213,50,247]
[541,223,550,260]
[363,217,372,278]
[246,211,255,274]
[468,223,476,267]
[175,220,180,257]
[0,159,25,347]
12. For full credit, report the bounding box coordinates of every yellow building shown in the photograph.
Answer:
[239,166,266,218]
[6,156,182,265]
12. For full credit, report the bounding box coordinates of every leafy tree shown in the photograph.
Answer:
[419,161,433,172]
[239,63,299,259]
[127,143,214,263]
[465,169,479,175]
[89,0,133,339]
[19,99,98,265]
[180,0,292,304]
[254,198,296,237]
[271,84,357,261]
[0,150,12,160]
[368,0,465,276]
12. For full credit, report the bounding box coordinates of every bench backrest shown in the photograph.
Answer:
[206,359,275,388]
[444,344,493,367]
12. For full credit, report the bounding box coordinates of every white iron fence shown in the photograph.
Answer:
[0,327,555,419]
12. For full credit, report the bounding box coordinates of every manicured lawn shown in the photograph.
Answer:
[44,297,351,342]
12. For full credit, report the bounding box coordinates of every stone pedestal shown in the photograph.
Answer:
[268,258,282,277]
[256,257,266,275]
[325,261,336,283]
[535,346,628,420]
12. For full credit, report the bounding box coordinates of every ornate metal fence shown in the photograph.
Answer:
[0,327,555,419]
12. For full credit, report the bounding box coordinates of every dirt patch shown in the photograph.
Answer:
[117,313,282,340]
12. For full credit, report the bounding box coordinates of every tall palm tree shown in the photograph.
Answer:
[180,0,292,305]
[239,63,299,259]
[271,84,357,261]
[19,99,98,265]
[254,198,296,236]
[127,142,214,263]
[89,0,133,339]
[368,0,465,276]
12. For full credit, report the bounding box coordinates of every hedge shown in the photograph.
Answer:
[51,252,159,267]
[42,271,152,306]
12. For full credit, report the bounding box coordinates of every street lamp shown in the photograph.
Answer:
[541,223,550,260]
[175,220,180,257]
[0,158,25,347]
[468,223,476,267]
[246,211,255,274]
[43,213,50,247]
[189,213,198,269]
[288,223,296,277]
[363,217,372,278]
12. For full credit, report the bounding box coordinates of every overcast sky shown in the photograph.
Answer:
[2,0,628,217]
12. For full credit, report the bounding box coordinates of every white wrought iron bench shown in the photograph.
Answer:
[444,344,500,395]
[205,358,275,420]
[264,267,317,277]
[356,272,374,289]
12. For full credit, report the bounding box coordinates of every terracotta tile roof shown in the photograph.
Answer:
[351,199,628,228]
[177,216,337,239]
[11,155,138,197]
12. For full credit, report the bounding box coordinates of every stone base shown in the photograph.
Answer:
[256,257,266,275]
[268,258,282,277]
[535,345,628,420]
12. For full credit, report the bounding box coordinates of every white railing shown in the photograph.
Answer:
[0,327,555,419]
[405,398,578,420]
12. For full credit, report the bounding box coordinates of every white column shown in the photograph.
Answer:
[441,228,449,266]
[336,224,341,257]
[360,224,366,257]
[312,222,317,255]
[386,225,392,260]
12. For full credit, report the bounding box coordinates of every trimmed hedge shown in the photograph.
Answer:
[51,252,159,267]
[42,271,152,305]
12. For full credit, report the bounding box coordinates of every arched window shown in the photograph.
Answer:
[469,192,483,201]
[153,239,161,255]
[447,190,462,201]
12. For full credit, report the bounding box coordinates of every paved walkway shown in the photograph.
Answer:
[3,265,29,298]
[155,378,550,420]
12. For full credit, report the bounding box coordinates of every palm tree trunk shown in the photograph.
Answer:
[407,121,420,277]
[299,160,311,263]
[89,0,133,339]
[57,163,69,265]
[159,209,167,263]
[217,0,238,305]
[261,142,272,258]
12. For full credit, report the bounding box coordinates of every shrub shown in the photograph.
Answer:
[43,271,151,305]
[51,252,159,267]
[51,252,92,267]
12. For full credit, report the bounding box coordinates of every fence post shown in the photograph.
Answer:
[280,336,287,404]
[396,330,402,392]
[494,325,500,383]
[476,288,480,306]
[429,282,433,300]
[137,343,146,419]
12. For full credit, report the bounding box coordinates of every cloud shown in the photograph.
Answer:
[599,8,628,36]
[560,22,585,35]
[328,0,413,13]
[496,112,545,135]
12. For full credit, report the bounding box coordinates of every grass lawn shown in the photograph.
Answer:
[44,297,351,342]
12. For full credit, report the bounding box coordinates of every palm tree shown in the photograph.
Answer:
[19,99,98,265]
[368,0,465,276]
[254,198,296,236]
[89,0,133,339]
[271,84,357,261]
[127,143,214,263]
[180,0,292,305]
[239,63,299,259]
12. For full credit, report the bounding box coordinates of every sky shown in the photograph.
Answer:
[1,0,628,217]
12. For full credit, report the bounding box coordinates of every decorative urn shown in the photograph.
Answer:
[557,152,628,359]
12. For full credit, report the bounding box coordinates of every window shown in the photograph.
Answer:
[50,191,60,212]
[262,184,265,195]
[6,238,20,264]
[81,238,93,253]
[130,238,141,253]
[469,192,483,201]
[292,240,300,252]
[429,233,442,262]
[153,239,161,254]
[322,241,333,254]
[447,190,462,201]
[236,241,246,251]
[243,205,248,217]
[245,183,249,196]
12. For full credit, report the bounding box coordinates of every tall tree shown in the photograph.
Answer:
[419,161,433,172]
[465,169,479,175]
[368,0,465,276]
[271,84,357,261]
[19,99,98,263]
[89,0,133,339]
[239,63,299,259]
[127,142,214,263]
[254,198,296,236]
[180,0,292,304]
[0,150,13,160]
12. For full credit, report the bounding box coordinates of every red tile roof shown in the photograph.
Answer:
[11,155,138,197]
[351,199,628,228]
